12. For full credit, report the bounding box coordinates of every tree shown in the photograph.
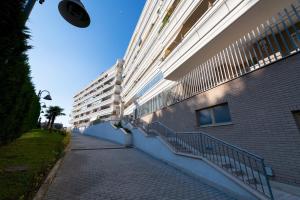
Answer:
[0,0,41,144]
[44,113,51,128]
[45,106,65,131]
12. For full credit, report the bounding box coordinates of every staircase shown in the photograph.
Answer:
[135,121,274,200]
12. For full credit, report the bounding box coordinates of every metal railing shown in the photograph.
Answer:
[137,2,300,117]
[132,119,151,134]
[90,118,118,126]
[146,121,273,199]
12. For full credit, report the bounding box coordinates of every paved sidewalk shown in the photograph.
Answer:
[43,133,236,200]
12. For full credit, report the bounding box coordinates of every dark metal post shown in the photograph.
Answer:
[24,0,38,21]
[262,159,274,199]
[38,90,42,98]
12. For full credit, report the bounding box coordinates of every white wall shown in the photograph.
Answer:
[131,127,260,200]
[83,122,130,146]
[82,122,262,200]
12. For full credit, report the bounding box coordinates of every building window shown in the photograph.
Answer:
[292,111,300,131]
[136,71,163,97]
[291,32,300,48]
[197,103,231,126]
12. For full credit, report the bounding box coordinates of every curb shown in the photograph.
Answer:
[33,142,71,200]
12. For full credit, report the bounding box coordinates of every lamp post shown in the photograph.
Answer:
[37,109,45,128]
[24,0,91,28]
[40,102,47,108]
[38,90,52,101]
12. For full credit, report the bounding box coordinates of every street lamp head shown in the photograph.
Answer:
[58,0,90,28]
[38,90,52,101]
[40,102,47,108]
[43,94,52,101]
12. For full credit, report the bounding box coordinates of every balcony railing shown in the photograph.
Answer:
[74,89,114,116]
[74,74,115,104]
[137,2,300,117]
[145,121,274,199]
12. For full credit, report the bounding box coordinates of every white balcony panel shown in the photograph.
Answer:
[112,95,121,103]
[74,72,116,104]
[115,75,122,85]
[95,89,114,103]
[124,104,135,116]
[99,98,113,107]
[75,90,114,117]
[122,0,200,97]
[96,107,114,117]
[161,0,295,80]
[78,107,113,123]
[138,80,174,106]
[114,85,122,94]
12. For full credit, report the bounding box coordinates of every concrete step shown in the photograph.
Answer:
[232,169,245,177]
[221,163,233,169]
[156,131,276,199]
[246,177,259,185]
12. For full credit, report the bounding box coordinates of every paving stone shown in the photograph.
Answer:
[43,133,236,200]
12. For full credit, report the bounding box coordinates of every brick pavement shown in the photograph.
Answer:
[43,133,236,200]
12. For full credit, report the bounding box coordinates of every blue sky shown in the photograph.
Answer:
[27,0,145,126]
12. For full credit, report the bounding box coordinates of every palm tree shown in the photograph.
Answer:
[45,106,65,131]
[44,113,51,128]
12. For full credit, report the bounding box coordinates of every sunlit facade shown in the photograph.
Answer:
[122,0,300,187]
[69,0,300,189]
[70,59,123,128]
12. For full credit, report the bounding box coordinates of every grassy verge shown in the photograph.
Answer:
[0,129,70,200]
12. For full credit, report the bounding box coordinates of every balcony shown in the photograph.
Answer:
[162,0,216,60]
[114,85,121,94]
[115,74,122,85]
[91,107,114,120]
[73,115,90,124]
[121,0,210,98]
[100,97,113,106]
[161,0,296,80]
[74,90,114,117]
[74,73,115,104]
[112,95,121,103]
[159,0,181,33]
[137,1,300,118]
[75,105,115,123]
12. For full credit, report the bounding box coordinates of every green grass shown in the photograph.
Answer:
[0,129,70,200]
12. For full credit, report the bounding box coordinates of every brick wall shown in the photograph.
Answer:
[141,53,300,186]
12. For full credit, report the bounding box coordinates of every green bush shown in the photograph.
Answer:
[0,0,41,144]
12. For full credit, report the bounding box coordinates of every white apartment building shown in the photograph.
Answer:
[121,0,300,190]
[71,59,123,128]
[69,0,300,193]
[121,0,297,116]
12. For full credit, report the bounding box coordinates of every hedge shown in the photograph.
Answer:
[0,0,41,144]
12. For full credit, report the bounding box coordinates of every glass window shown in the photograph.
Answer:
[137,72,163,97]
[197,103,231,126]
[198,109,213,126]
[213,104,231,123]
[292,111,300,131]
